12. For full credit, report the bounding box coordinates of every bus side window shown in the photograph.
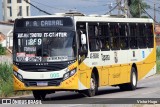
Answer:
[109,23,120,50]
[129,24,138,49]
[146,24,154,48]
[99,23,110,51]
[138,23,147,48]
[76,22,87,52]
[88,23,100,51]
[119,23,129,49]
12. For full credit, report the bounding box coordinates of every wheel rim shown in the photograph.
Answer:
[90,78,95,90]
[132,72,137,86]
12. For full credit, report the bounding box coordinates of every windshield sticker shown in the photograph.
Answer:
[44,32,67,38]
[47,56,68,61]
[26,54,35,57]
[17,52,26,57]
[16,57,42,62]
[24,47,36,52]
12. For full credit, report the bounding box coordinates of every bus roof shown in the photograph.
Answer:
[17,13,154,24]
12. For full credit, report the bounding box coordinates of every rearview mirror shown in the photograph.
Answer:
[81,34,86,45]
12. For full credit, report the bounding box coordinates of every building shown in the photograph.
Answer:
[2,0,30,21]
[0,21,13,47]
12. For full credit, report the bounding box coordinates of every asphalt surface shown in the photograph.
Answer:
[1,74,160,107]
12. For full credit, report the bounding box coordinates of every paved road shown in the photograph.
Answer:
[2,74,160,107]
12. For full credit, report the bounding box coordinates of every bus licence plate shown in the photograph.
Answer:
[37,82,48,86]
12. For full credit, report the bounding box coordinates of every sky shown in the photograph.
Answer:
[0,0,160,22]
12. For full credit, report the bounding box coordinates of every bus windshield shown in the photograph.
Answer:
[13,31,76,62]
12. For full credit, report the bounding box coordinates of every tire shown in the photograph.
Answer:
[32,90,46,100]
[128,67,137,90]
[119,67,137,91]
[82,73,98,97]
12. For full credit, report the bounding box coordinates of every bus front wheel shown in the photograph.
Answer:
[82,73,98,97]
[119,67,137,90]
[32,90,46,100]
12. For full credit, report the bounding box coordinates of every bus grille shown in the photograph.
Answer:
[23,79,62,87]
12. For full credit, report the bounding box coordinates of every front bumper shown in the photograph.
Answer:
[13,72,79,91]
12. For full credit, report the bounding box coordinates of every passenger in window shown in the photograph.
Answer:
[105,41,110,49]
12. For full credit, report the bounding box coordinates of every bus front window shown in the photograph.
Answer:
[42,31,76,62]
[14,31,76,62]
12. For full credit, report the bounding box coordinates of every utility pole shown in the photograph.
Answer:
[154,2,156,22]
[138,1,141,18]
[109,3,113,15]
[124,0,129,17]
[117,0,121,15]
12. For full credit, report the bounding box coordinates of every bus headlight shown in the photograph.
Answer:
[63,72,70,80]
[63,69,76,80]
[70,69,76,76]
[13,71,23,82]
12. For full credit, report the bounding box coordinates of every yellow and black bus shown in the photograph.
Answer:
[13,13,156,99]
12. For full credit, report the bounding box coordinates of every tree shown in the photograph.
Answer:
[128,0,150,18]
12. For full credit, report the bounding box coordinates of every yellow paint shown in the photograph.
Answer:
[13,65,18,72]
[68,61,78,71]
[101,68,109,86]
[80,73,87,87]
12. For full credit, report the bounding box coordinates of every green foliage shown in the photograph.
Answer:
[0,63,13,97]
[157,60,160,74]
[0,44,6,55]
[0,63,31,97]
[157,47,160,74]
[129,0,150,18]
[141,16,149,18]
[157,47,160,60]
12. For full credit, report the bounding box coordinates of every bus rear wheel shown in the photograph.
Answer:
[32,90,46,100]
[83,73,98,97]
[119,67,137,91]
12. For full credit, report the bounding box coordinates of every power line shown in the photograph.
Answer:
[31,0,115,12]
[31,0,67,11]
[31,0,117,15]
[149,6,160,13]
[104,0,122,15]
[145,0,160,5]
[23,0,52,15]
[140,4,158,23]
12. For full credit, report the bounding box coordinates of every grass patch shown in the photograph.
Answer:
[0,63,13,97]
[0,63,31,97]
[156,60,160,74]
[157,46,160,74]
[0,44,6,55]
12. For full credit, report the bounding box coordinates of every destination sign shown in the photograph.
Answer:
[25,20,63,27]
[16,18,73,28]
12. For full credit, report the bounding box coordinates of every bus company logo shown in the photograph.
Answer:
[114,52,118,63]
[142,51,145,58]
[101,54,110,61]
[133,51,135,57]
[90,53,99,59]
